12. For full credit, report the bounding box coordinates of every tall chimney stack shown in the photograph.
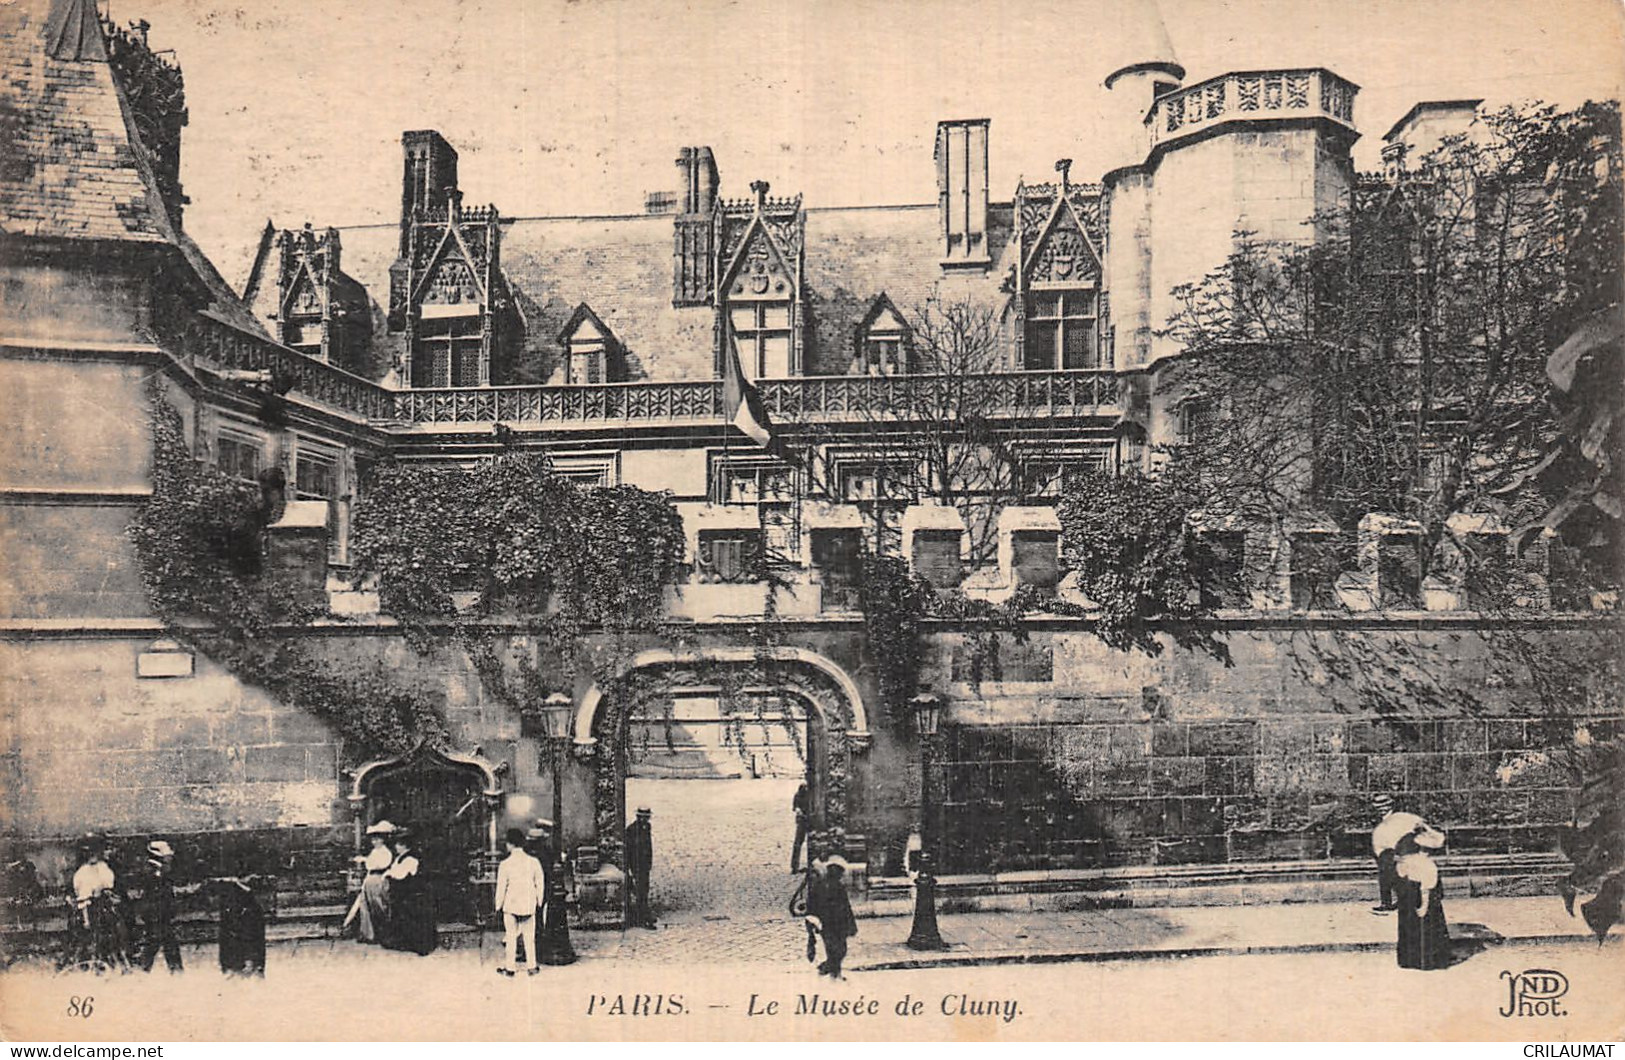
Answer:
[935,119,990,270]
[673,146,721,306]
[399,131,460,255]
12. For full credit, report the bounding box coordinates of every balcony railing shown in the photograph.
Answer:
[182,319,1120,428]
[395,370,1120,426]
[184,313,394,421]
[1148,69,1359,152]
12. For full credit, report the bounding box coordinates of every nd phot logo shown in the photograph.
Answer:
[1499,968,1569,1018]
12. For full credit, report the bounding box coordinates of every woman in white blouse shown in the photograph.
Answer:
[1394,828,1451,970]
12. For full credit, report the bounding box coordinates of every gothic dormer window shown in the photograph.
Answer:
[1024,290,1098,369]
[558,304,622,385]
[719,180,804,379]
[851,294,912,375]
[1015,169,1106,371]
[274,225,369,370]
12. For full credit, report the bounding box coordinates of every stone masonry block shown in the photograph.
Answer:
[1450,753,1502,790]
[179,747,239,786]
[243,744,310,783]
[211,712,273,747]
[1150,723,1187,757]
[1526,788,1575,825]
[1367,753,1406,793]
[269,711,335,746]
[1149,757,1205,795]
[1443,720,1487,753]
[1312,721,1346,753]
[1188,722,1256,756]
[152,714,212,749]
[1259,719,1315,757]
[1471,789,1530,824]
[1164,796,1223,835]
[1345,720,1399,755]
[1422,791,1471,827]
[1404,753,1449,791]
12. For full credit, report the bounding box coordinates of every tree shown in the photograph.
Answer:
[1160,100,1625,937]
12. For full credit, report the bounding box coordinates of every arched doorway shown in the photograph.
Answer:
[348,742,504,924]
[571,648,871,918]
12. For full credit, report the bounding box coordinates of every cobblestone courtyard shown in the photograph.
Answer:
[627,775,804,925]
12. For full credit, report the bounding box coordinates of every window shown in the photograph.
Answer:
[295,449,338,502]
[295,444,347,565]
[838,462,915,557]
[216,430,263,483]
[1178,398,1215,443]
[729,301,793,379]
[570,346,604,385]
[412,310,483,387]
[550,454,618,488]
[852,298,911,375]
[1023,291,1097,369]
[714,459,797,563]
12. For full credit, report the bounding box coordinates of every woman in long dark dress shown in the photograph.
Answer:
[382,836,437,956]
[214,876,266,977]
[1394,832,1451,970]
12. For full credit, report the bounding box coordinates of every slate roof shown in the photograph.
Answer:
[1,0,272,341]
[0,0,174,244]
[242,201,1020,385]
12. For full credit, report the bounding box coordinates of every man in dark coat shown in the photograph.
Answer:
[790,782,810,873]
[624,807,655,929]
[805,856,857,979]
[134,840,185,973]
[214,872,266,977]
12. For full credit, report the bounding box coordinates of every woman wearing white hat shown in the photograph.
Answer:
[1394,826,1451,970]
[343,822,396,943]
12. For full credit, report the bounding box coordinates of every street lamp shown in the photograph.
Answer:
[538,692,577,965]
[906,690,947,951]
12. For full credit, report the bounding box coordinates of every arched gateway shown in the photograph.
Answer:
[569,648,872,869]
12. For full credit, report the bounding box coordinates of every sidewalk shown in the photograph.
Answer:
[569,894,1614,970]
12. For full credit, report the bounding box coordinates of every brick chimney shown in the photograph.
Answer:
[673,146,720,306]
[935,120,990,270]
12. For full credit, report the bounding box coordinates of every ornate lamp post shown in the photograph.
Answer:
[906,690,947,951]
[538,692,577,965]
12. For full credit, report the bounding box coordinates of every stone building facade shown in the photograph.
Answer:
[2,0,1617,916]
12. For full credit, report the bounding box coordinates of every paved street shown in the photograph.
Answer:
[4,938,1619,1041]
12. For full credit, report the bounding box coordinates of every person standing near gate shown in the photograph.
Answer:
[494,828,546,977]
[624,807,655,929]
[790,782,810,873]
[134,840,185,973]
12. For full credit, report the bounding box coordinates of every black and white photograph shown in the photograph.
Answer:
[0,0,1622,1044]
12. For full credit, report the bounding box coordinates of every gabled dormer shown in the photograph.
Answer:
[384,130,510,388]
[271,223,369,371]
[851,293,912,375]
[717,180,805,379]
[1013,162,1107,370]
[557,303,623,384]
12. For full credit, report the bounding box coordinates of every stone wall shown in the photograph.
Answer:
[0,619,1614,894]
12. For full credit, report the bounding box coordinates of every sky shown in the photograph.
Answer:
[116,0,1625,284]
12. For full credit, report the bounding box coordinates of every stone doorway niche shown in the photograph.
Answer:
[348,741,504,923]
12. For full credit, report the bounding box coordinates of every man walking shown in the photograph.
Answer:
[805,855,857,979]
[494,827,547,977]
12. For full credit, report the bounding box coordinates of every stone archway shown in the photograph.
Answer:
[570,647,871,870]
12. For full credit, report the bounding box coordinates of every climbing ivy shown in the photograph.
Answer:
[349,451,688,716]
[127,395,447,758]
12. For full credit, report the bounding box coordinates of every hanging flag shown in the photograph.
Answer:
[722,320,777,450]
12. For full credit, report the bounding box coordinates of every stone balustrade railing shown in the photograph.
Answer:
[184,318,1121,429]
[1148,69,1359,151]
[183,313,395,421]
[392,370,1120,427]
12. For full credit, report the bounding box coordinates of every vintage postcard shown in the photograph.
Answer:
[1,0,1622,1044]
